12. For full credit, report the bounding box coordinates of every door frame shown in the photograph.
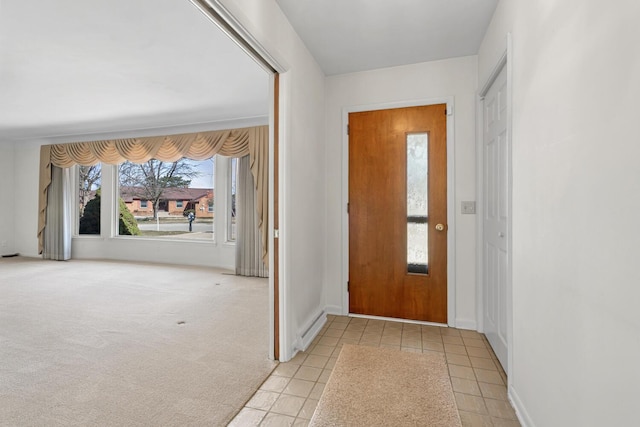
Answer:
[341,97,457,326]
[189,0,286,360]
[476,33,513,380]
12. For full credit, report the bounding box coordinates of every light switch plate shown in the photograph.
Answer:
[461,201,476,214]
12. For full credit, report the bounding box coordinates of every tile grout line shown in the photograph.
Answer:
[229,315,520,427]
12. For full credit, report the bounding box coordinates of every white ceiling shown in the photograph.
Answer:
[0,0,499,141]
[276,0,499,75]
[0,0,270,141]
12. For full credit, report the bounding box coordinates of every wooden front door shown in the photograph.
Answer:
[349,104,448,323]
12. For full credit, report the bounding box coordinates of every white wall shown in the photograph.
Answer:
[324,56,479,328]
[219,0,327,359]
[0,142,15,255]
[13,142,40,257]
[479,1,640,425]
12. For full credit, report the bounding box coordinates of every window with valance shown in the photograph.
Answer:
[38,125,269,263]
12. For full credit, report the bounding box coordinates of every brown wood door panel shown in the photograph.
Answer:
[349,104,447,323]
[273,73,280,360]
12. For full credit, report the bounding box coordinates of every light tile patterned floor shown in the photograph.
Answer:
[229,315,521,427]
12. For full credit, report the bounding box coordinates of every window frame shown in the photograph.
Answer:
[72,156,233,246]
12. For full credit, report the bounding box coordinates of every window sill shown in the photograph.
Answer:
[113,235,216,245]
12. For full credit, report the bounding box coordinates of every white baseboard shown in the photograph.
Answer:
[454,318,478,331]
[296,309,327,352]
[324,305,343,316]
[509,385,534,427]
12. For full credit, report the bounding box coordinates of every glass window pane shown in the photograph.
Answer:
[407,223,428,271]
[228,157,237,242]
[407,133,428,274]
[407,133,428,216]
[117,158,214,240]
[78,164,102,235]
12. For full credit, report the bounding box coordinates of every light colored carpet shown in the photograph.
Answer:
[310,344,462,427]
[0,257,276,426]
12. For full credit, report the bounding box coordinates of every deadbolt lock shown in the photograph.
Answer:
[435,223,445,231]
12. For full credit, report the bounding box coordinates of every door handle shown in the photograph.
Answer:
[435,223,445,232]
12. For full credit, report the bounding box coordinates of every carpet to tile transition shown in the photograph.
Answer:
[310,344,462,427]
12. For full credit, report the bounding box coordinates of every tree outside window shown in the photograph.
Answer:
[78,164,101,235]
[117,158,215,240]
[119,159,199,220]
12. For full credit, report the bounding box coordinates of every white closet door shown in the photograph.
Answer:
[483,65,510,371]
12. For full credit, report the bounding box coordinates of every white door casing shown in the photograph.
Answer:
[482,65,509,371]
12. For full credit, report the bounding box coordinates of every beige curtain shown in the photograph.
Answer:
[38,125,269,262]
[38,145,52,255]
[236,155,268,277]
[43,166,72,260]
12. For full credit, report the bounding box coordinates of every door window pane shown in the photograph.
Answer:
[407,133,428,274]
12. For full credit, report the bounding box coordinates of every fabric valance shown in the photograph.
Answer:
[48,126,265,166]
[38,125,269,263]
